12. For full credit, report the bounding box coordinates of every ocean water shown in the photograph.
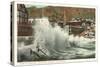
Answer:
[17,17,95,61]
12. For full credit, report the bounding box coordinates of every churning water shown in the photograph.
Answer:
[32,17,95,59]
[18,17,95,61]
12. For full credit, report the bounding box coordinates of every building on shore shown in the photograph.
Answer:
[17,4,33,36]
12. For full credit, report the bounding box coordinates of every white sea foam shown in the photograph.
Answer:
[32,17,95,59]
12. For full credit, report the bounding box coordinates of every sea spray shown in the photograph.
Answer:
[17,17,95,61]
[32,17,95,59]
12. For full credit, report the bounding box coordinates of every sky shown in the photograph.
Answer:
[25,4,48,8]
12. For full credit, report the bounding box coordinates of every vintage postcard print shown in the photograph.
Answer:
[11,1,97,66]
